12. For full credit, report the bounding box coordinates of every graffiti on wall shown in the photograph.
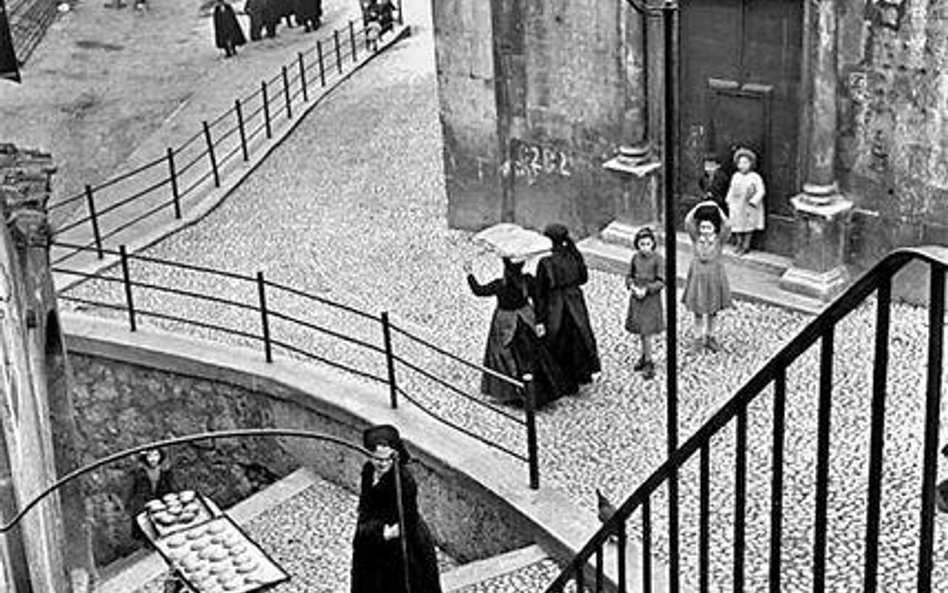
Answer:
[501,138,574,185]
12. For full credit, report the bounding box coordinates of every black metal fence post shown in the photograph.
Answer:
[317,42,326,87]
[167,148,181,219]
[262,81,272,139]
[381,312,398,408]
[298,52,308,102]
[84,184,103,259]
[257,272,273,363]
[119,245,137,332]
[202,121,220,188]
[523,374,539,489]
[334,29,342,74]
[349,20,357,60]
[282,66,292,120]
[235,99,248,162]
[396,0,403,25]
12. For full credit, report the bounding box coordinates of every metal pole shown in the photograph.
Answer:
[202,121,220,188]
[349,20,357,60]
[119,245,136,331]
[334,30,343,74]
[523,373,539,489]
[392,454,412,593]
[661,3,680,593]
[298,52,308,102]
[282,65,292,120]
[262,81,272,139]
[235,99,248,162]
[317,41,326,86]
[84,184,103,259]
[381,312,398,408]
[167,148,181,219]
[396,0,403,25]
[257,272,273,363]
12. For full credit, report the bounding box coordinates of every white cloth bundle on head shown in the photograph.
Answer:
[473,223,552,263]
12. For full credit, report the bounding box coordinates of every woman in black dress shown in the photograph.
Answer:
[212,0,246,58]
[534,224,601,394]
[126,448,178,543]
[466,257,566,407]
[351,425,442,593]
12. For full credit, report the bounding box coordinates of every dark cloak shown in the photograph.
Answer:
[294,0,321,21]
[351,462,442,593]
[126,459,178,541]
[535,246,601,391]
[213,3,247,49]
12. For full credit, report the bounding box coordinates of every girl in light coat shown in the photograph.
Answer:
[725,148,765,255]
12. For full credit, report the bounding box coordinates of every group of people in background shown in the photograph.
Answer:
[466,224,602,409]
[699,146,767,256]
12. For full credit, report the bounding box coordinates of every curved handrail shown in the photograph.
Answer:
[544,245,948,591]
[0,428,374,534]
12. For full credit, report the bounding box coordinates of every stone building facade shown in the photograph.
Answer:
[432,0,948,286]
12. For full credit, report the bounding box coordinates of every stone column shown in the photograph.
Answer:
[0,144,93,593]
[779,0,853,301]
[600,0,661,245]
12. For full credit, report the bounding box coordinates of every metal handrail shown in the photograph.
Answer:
[544,245,948,592]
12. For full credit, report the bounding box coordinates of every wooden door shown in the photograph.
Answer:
[678,0,802,254]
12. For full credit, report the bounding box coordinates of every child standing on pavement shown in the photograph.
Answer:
[725,147,766,255]
[682,201,732,352]
[624,227,665,380]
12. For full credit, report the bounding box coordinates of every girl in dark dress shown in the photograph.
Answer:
[351,425,442,593]
[466,257,566,407]
[535,224,601,394]
[624,227,665,380]
[212,0,246,58]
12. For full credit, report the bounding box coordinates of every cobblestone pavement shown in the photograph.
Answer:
[130,474,457,593]
[65,0,948,589]
[454,559,562,593]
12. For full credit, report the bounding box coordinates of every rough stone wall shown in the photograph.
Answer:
[433,0,504,230]
[839,0,948,267]
[68,354,299,567]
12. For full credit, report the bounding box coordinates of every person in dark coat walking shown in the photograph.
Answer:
[212,0,246,57]
[294,0,321,31]
[244,0,268,40]
[466,257,567,407]
[351,425,443,593]
[534,223,601,394]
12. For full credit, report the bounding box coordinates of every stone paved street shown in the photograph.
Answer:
[62,0,948,589]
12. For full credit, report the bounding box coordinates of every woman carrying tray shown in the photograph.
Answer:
[351,425,442,593]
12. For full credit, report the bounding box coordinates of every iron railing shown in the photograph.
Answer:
[544,246,948,593]
[53,241,541,489]
[47,9,406,266]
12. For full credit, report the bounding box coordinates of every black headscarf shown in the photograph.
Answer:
[363,424,411,464]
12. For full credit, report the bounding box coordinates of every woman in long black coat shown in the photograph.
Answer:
[351,425,442,593]
[534,224,601,394]
[466,257,567,407]
[212,0,246,58]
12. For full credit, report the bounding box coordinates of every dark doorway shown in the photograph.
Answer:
[678,0,803,255]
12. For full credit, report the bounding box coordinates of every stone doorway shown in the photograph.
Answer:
[678,0,804,255]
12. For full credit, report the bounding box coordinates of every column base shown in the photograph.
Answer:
[779,264,849,302]
[600,220,662,249]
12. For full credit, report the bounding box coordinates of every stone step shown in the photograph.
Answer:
[599,220,792,277]
[579,235,825,316]
[442,544,558,592]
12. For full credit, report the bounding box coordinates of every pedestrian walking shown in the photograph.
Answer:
[725,147,766,255]
[351,425,443,593]
[212,0,246,58]
[682,201,733,352]
[244,0,267,40]
[273,0,295,28]
[465,257,567,407]
[624,227,665,380]
[294,0,321,31]
[534,223,601,394]
[363,0,394,50]
[699,151,729,216]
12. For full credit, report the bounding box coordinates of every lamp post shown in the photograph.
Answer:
[624,0,680,590]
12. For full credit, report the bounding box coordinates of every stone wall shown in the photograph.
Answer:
[838,0,948,268]
[68,354,299,567]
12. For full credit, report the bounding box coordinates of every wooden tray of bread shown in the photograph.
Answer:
[138,492,289,593]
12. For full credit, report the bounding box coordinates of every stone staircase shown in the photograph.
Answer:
[443,544,560,593]
[578,220,825,315]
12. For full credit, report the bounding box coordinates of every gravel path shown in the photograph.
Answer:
[64,0,948,589]
[131,475,457,593]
